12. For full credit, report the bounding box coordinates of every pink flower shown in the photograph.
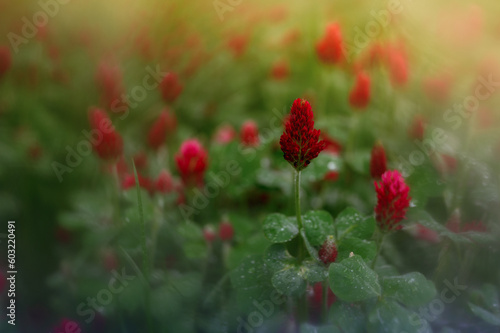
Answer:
[175,139,208,187]
[280,98,326,171]
[240,120,259,147]
[374,170,411,232]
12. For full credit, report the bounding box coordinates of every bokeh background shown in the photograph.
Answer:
[1,0,500,332]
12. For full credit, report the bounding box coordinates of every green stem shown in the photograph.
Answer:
[294,170,308,324]
[295,170,305,262]
[132,162,152,333]
[295,170,303,229]
[371,231,386,269]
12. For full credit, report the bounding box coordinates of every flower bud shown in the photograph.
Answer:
[318,235,338,265]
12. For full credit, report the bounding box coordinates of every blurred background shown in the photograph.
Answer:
[1,0,500,332]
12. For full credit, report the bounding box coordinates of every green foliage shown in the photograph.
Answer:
[263,213,299,243]
[329,255,381,302]
[381,272,437,308]
[302,210,335,246]
[335,207,376,240]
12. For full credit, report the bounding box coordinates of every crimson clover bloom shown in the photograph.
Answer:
[280,98,326,171]
[374,170,411,232]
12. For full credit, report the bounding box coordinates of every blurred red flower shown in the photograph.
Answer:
[414,224,440,243]
[316,23,343,64]
[52,319,81,333]
[433,153,457,175]
[0,46,12,79]
[88,108,123,160]
[324,170,339,182]
[148,109,177,149]
[219,221,234,241]
[175,139,208,187]
[133,152,148,171]
[159,72,183,103]
[203,225,216,243]
[322,134,342,155]
[422,75,453,103]
[240,120,259,147]
[349,71,371,109]
[409,115,425,140]
[95,60,126,112]
[227,34,248,58]
[309,282,336,309]
[121,173,152,192]
[374,170,411,232]
[271,60,289,80]
[155,170,175,193]
[280,98,326,171]
[386,46,408,87]
[370,142,387,179]
[214,124,236,144]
